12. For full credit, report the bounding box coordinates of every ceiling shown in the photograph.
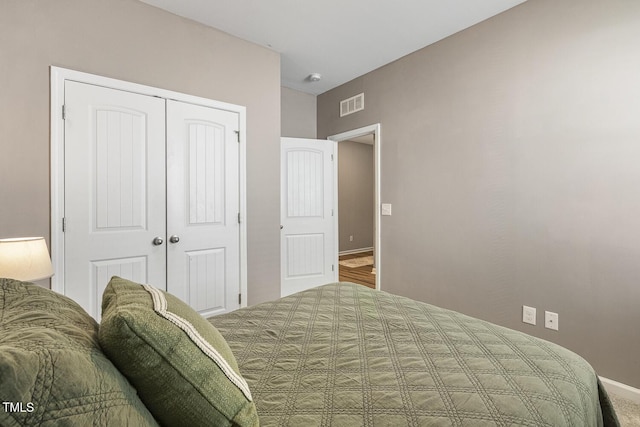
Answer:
[140,0,527,95]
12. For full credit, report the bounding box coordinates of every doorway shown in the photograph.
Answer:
[328,124,381,290]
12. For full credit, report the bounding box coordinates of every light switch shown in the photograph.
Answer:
[381,203,392,216]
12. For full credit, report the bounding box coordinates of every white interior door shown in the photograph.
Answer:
[64,81,166,319]
[281,137,337,297]
[167,101,241,317]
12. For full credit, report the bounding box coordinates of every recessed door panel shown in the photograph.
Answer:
[286,150,324,218]
[94,109,146,230]
[285,234,324,277]
[188,122,226,225]
[186,248,226,313]
[91,256,147,320]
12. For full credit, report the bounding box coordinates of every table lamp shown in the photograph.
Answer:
[0,237,54,281]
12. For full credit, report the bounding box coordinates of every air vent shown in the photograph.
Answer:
[340,93,364,117]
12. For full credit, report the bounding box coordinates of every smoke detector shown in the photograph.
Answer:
[308,73,322,82]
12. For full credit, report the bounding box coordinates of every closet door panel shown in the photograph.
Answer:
[167,100,240,317]
[64,81,166,319]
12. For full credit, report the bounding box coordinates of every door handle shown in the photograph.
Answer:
[152,237,164,246]
[169,235,180,244]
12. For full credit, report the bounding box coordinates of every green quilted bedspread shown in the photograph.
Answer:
[210,283,619,427]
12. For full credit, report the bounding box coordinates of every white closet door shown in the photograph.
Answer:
[166,100,241,317]
[280,137,337,297]
[64,81,166,319]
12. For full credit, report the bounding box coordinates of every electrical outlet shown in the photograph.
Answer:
[522,305,536,325]
[545,311,559,331]
[349,235,353,242]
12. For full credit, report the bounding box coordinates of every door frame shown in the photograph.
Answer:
[50,66,248,306]
[328,124,381,290]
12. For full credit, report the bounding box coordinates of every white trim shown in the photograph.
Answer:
[339,247,374,256]
[237,110,248,307]
[50,68,65,294]
[50,67,248,306]
[332,140,339,283]
[600,376,640,404]
[328,124,381,291]
[143,284,253,401]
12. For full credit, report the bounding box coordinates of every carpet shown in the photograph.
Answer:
[610,393,640,426]
[339,255,374,269]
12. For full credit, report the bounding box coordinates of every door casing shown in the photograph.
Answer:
[50,67,248,307]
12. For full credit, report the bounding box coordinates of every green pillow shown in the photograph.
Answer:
[99,276,258,427]
[0,278,158,427]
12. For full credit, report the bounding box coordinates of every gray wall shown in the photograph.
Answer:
[281,87,317,138]
[318,0,640,388]
[0,0,281,305]
[338,141,374,253]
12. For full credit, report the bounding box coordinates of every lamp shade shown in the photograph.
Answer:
[0,237,54,281]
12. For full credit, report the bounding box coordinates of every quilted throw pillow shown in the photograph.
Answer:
[0,278,158,427]
[99,276,258,427]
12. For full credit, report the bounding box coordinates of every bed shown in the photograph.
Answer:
[210,282,619,426]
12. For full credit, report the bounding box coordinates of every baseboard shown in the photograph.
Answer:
[339,247,374,256]
[600,376,640,404]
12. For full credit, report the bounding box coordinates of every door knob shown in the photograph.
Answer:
[169,235,180,244]
[152,237,164,246]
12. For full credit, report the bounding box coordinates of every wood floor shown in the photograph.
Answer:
[339,250,376,289]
